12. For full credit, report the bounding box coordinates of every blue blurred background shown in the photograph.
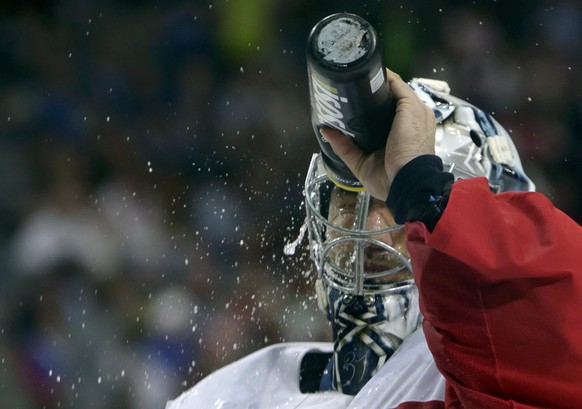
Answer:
[1,1,580,408]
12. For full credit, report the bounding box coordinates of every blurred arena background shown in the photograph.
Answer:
[0,1,580,408]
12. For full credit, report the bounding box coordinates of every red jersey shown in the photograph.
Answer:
[407,177,582,408]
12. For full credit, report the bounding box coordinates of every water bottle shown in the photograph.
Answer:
[306,13,394,191]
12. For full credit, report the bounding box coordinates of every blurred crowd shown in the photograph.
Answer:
[0,0,580,408]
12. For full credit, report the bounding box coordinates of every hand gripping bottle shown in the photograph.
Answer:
[306,13,394,191]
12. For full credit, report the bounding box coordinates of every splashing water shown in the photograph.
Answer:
[283,220,308,255]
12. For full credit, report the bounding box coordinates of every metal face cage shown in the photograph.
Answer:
[304,154,414,298]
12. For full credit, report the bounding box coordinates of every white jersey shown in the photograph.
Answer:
[166,329,445,409]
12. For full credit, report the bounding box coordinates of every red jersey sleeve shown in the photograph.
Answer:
[406,177,582,409]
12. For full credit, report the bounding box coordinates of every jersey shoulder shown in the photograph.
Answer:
[165,342,352,409]
[166,331,445,409]
[349,329,445,409]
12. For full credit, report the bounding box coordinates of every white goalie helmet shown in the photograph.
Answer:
[302,78,535,394]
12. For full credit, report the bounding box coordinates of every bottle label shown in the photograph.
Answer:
[311,75,355,137]
[370,68,384,94]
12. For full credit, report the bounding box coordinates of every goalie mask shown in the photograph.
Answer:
[303,78,535,395]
